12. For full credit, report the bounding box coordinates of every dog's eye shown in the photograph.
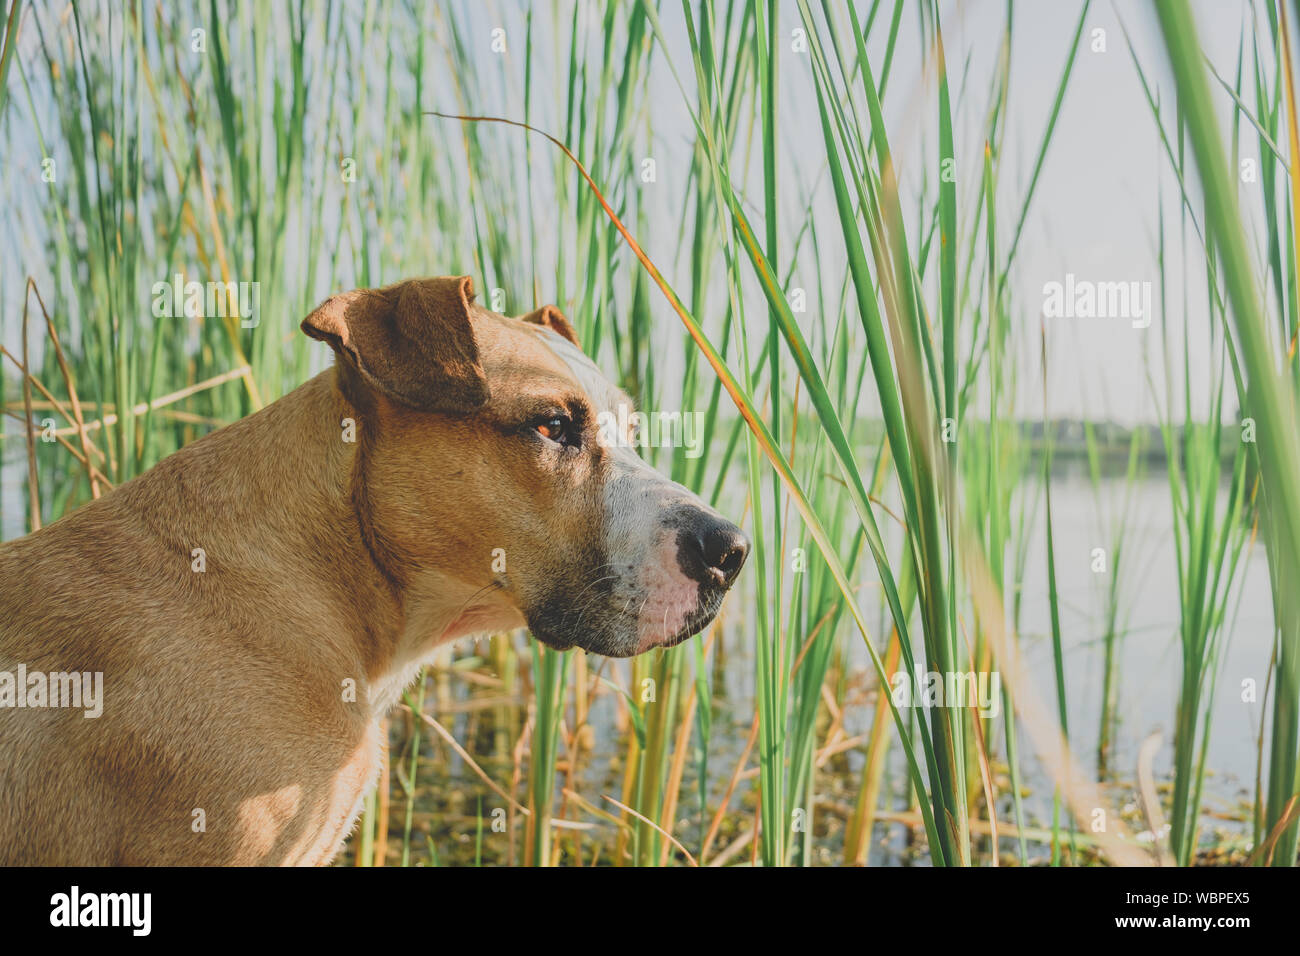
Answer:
[533,415,577,448]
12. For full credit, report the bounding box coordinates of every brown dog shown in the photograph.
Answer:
[0,276,748,865]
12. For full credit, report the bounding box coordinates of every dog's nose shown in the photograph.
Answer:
[678,514,750,589]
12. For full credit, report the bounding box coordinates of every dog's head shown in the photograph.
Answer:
[302,276,749,657]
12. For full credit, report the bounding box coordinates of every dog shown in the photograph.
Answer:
[0,276,749,865]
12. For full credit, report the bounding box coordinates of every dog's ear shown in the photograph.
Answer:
[302,276,488,412]
[521,304,580,348]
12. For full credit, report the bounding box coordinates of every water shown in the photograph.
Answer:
[383,471,1270,865]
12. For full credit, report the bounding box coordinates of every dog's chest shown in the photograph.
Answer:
[220,714,382,866]
[273,720,386,866]
[328,727,387,863]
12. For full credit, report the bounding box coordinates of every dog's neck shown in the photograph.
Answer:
[329,374,526,706]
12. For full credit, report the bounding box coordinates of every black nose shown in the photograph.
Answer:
[677,514,750,589]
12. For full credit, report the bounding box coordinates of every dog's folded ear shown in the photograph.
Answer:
[521,304,580,348]
[302,276,489,412]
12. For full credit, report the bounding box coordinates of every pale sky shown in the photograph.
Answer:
[0,1,1272,430]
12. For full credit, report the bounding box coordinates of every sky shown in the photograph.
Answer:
[749,0,1264,425]
[0,0,1277,430]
